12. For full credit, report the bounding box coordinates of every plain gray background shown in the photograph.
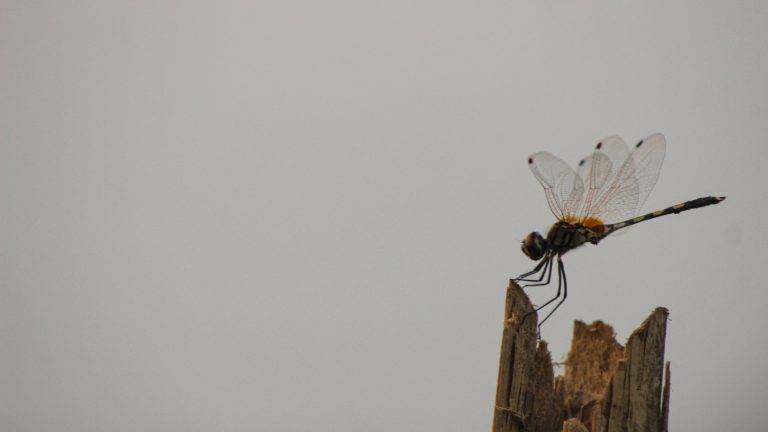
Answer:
[1,1,765,431]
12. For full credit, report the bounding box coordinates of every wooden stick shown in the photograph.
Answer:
[493,280,671,432]
[492,280,537,432]
[600,307,669,432]
[660,361,671,432]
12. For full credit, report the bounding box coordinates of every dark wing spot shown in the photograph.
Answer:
[596,142,602,149]
[636,139,644,148]
[528,157,533,164]
[578,159,585,166]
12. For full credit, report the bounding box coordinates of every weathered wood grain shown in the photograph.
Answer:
[492,280,539,432]
[493,281,671,432]
[598,308,669,432]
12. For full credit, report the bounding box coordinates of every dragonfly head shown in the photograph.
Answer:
[521,231,548,260]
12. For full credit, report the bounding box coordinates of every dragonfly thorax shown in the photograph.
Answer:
[546,221,602,254]
[521,222,603,261]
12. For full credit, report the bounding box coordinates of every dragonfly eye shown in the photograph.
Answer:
[521,232,547,260]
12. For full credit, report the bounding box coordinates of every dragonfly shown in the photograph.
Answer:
[515,133,724,326]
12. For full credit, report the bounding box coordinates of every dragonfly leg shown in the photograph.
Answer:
[514,254,551,283]
[526,256,566,328]
[521,255,557,323]
[520,255,554,288]
[538,256,568,327]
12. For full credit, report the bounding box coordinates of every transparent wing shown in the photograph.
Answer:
[528,152,584,220]
[581,133,666,224]
[575,136,630,220]
[626,133,666,216]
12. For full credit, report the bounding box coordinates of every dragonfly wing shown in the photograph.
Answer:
[630,133,666,215]
[576,136,630,221]
[586,133,666,224]
[529,152,584,220]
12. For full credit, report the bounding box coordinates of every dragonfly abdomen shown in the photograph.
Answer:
[602,196,726,237]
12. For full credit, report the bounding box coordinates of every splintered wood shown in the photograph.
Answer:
[492,280,537,432]
[493,280,671,432]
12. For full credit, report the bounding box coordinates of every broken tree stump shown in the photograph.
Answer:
[492,278,538,432]
[493,280,671,432]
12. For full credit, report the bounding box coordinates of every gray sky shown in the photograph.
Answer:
[1,1,766,431]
